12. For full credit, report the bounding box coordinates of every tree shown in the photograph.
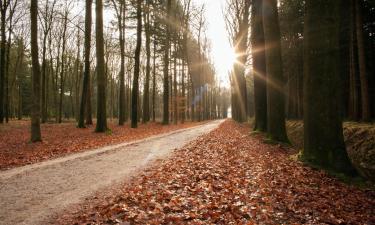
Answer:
[95,0,107,132]
[162,0,171,125]
[30,0,42,142]
[224,0,250,123]
[131,0,142,128]
[58,7,69,124]
[302,0,357,175]
[251,0,267,132]
[262,0,288,142]
[0,0,10,123]
[40,0,57,123]
[110,0,126,125]
[355,0,370,121]
[78,0,92,128]
[143,1,151,123]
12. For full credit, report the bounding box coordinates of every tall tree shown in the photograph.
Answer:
[162,0,171,125]
[95,0,107,132]
[111,0,126,125]
[233,0,249,123]
[355,0,370,121]
[262,0,288,142]
[78,0,92,128]
[143,1,151,123]
[30,0,42,142]
[152,35,156,122]
[40,0,56,123]
[131,0,142,128]
[58,9,68,123]
[224,0,249,123]
[251,0,267,132]
[0,0,9,123]
[302,0,357,175]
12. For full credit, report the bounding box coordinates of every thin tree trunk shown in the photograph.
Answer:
[163,0,171,125]
[152,36,156,122]
[173,43,178,124]
[143,5,150,123]
[115,0,126,125]
[58,11,68,124]
[355,0,370,121]
[0,1,7,123]
[348,0,359,120]
[30,0,42,142]
[95,0,107,132]
[131,0,142,128]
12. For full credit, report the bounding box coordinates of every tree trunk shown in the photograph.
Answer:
[262,0,288,142]
[251,0,267,132]
[152,36,156,122]
[355,0,370,121]
[95,0,107,132]
[131,0,142,128]
[181,58,186,123]
[58,11,68,124]
[0,1,6,123]
[173,43,178,124]
[78,0,92,128]
[30,0,42,142]
[143,5,150,123]
[232,0,250,123]
[302,0,357,175]
[117,1,126,125]
[163,0,171,125]
[348,0,359,121]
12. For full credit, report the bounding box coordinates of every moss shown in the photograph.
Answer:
[297,152,374,189]
[105,128,113,135]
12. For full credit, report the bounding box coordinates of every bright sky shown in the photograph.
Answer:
[77,0,234,87]
[193,0,234,87]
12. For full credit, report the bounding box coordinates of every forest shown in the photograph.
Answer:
[0,0,374,224]
[0,0,229,134]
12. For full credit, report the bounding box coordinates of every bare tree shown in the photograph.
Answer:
[78,0,92,128]
[131,0,142,128]
[95,0,108,132]
[30,0,42,142]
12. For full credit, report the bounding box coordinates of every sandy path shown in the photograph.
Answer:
[0,120,223,225]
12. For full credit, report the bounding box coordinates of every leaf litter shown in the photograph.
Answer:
[55,120,374,224]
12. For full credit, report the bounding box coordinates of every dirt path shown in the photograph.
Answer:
[0,120,223,225]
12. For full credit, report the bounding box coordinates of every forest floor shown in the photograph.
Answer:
[0,119,204,170]
[286,120,375,181]
[54,120,375,225]
[0,120,223,225]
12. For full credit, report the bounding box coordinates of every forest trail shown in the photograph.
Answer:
[0,120,223,225]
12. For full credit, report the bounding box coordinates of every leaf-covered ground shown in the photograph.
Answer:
[55,120,375,225]
[0,120,203,170]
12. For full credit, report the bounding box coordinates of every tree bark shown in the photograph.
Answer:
[162,0,171,125]
[262,0,288,142]
[302,0,357,175]
[114,0,126,125]
[78,0,92,128]
[355,0,370,121]
[95,0,107,132]
[173,42,178,124]
[0,0,7,123]
[251,0,267,132]
[30,0,42,142]
[58,11,68,124]
[143,4,151,123]
[131,0,142,128]
[152,36,156,122]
